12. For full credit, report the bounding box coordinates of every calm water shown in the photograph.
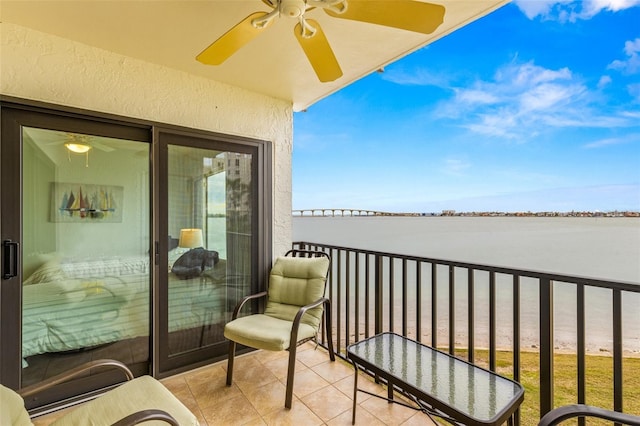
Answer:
[293,216,640,282]
[293,216,640,354]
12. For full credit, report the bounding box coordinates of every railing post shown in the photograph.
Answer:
[431,264,437,348]
[449,265,455,355]
[613,289,623,422]
[468,268,475,363]
[489,271,496,371]
[539,278,554,418]
[374,254,383,335]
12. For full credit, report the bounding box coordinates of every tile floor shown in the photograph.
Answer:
[32,342,437,425]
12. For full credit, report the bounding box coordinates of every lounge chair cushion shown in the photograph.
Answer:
[49,376,199,426]
[264,256,330,330]
[224,313,317,351]
[0,384,33,426]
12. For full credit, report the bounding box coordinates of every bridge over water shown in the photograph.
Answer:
[292,209,419,217]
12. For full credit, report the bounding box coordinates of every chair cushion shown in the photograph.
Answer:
[224,314,318,351]
[264,256,329,330]
[0,384,33,426]
[49,376,199,426]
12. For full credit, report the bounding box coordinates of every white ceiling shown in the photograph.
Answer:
[1,0,508,111]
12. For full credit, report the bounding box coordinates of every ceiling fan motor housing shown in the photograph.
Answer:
[280,0,307,17]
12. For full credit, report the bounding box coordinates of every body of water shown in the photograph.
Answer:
[293,216,640,355]
[293,216,640,283]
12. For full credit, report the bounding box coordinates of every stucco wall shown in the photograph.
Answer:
[0,22,292,256]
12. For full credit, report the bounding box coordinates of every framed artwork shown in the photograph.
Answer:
[51,182,123,223]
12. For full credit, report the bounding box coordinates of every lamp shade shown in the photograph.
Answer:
[178,228,204,248]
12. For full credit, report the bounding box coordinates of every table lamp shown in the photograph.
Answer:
[178,228,204,249]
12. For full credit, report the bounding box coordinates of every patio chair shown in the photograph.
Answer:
[224,249,335,409]
[1,359,199,426]
[538,404,640,425]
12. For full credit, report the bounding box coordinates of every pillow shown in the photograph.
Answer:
[171,248,219,279]
[168,248,188,270]
[23,259,67,285]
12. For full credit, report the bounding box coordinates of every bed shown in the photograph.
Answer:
[21,250,228,365]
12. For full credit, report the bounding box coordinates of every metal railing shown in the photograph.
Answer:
[292,241,640,425]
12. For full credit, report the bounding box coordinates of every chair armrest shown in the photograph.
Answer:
[290,297,329,344]
[19,359,134,398]
[111,409,179,426]
[538,404,640,426]
[232,291,268,319]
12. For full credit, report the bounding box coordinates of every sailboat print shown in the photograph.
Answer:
[54,183,123,222]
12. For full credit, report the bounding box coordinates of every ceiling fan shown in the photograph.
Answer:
[196,0,446,82]
[46,132,115,153]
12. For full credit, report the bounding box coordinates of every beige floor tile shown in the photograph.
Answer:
[300,384,353,422]
[200,393,261,425]
[253,348,289,364]
[160,376,207,425]
[311,358,354,384]
[261,400,323,426]
[400,412,438,425]
[286,367,330,399]
[235,368,280,394]
[326,405,387,426]
[333,374,382,403]
[186,367,244,411]
[296,344,333,367]
[261,356,308,381]
[243,380,288,416]
[359,394,420,426]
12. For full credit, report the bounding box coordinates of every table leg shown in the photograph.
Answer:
[351,359,359,425]
[387,379,394,402]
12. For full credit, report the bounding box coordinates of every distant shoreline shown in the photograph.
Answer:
[292,209,640,218]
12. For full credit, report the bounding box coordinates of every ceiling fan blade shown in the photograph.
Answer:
[294,19,343,83]
[325,0,445,35]
[197,12,272,65]
[90,141,115,152]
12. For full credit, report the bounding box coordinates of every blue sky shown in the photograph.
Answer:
[292,0,640,213]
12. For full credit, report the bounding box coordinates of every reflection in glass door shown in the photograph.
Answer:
[164,144,253,360]
[21,127,151,390]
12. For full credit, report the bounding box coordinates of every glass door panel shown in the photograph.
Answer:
[21,127,151,389]
[165,145,253,357]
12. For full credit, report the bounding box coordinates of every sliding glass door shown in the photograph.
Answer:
[1,105,151,408]
[1,101,272,409]
[156,129,269,374]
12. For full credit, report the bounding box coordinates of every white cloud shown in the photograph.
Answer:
[443,158,471,175]
[514,0,640,21]
[435,60,637,140]
[512,0,567,19]
[454,88,500,105]
[381,67,451,87]
[628,83,640,101]
[583,137,630,148]
[608,38,640,75]
[598,75,613,88]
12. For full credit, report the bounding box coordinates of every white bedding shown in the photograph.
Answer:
[21,255,227,364]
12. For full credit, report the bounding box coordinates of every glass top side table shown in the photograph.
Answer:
[347,332,525,425]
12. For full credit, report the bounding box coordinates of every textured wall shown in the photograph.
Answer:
[1,23,292,256]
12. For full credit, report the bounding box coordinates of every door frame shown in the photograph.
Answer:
[0,99,150,391]
[153,126,272,377]
[0,96,272,401]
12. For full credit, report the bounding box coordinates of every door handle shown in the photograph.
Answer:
[3,239,19,280]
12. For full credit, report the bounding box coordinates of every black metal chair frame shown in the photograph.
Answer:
[226,249,336,408]
[538,404,640,426]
